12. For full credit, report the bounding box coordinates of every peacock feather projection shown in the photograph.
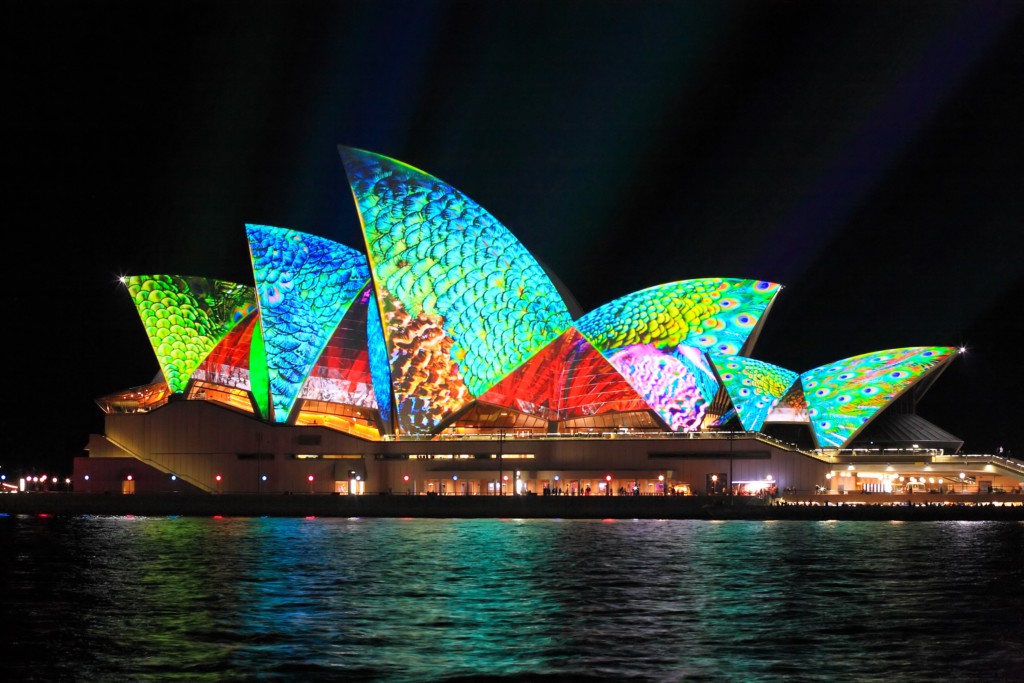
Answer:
[801,346,956,448]
[575,279,781,431]
[712,355,799,431]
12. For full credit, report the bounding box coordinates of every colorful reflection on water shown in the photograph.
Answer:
[2,516,1022,682]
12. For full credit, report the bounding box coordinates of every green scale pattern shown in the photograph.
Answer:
[341,147,574,398]
[126,275,256,394]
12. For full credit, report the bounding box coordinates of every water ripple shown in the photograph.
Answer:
[1,517,1022,682]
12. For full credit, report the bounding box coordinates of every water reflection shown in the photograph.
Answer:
[2,516,1022,681]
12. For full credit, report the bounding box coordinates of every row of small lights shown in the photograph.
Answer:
[90,471,992,491]
[83,473,365,484]
[404,473,775,492]
[826,468,972,479]
[403,473,678,483]
[82,473,776,486]
[18,475,72,487]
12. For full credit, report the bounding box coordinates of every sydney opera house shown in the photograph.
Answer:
[76,147,1024,499]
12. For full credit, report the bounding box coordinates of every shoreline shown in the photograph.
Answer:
[2,493,1023,521]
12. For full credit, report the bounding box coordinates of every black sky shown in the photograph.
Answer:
[6,0,1023,475]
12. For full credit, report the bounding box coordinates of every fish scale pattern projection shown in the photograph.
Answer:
[713,355,799,432]
[246,224,370,423]
[576,279,780,431]
[801,346,956,448]
[126,275,256,394]
[119,148,960,446]
[340,147,574,407]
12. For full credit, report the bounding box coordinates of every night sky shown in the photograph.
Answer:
[7,1,1023,475]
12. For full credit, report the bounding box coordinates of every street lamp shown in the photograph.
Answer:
[606,474,612,496]
[659,474,665,495]
[960,472,966,493]
[255,431,263,494]
[730,431,738,503]
[498,428,504,496]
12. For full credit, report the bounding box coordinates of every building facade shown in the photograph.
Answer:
[77,147,1024,498]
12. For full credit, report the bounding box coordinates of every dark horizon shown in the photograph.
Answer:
[6,1,1022,475]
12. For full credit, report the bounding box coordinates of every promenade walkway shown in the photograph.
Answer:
[2,492,1022,520]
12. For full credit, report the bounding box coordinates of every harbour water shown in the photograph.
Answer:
[2,515,1022,682]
